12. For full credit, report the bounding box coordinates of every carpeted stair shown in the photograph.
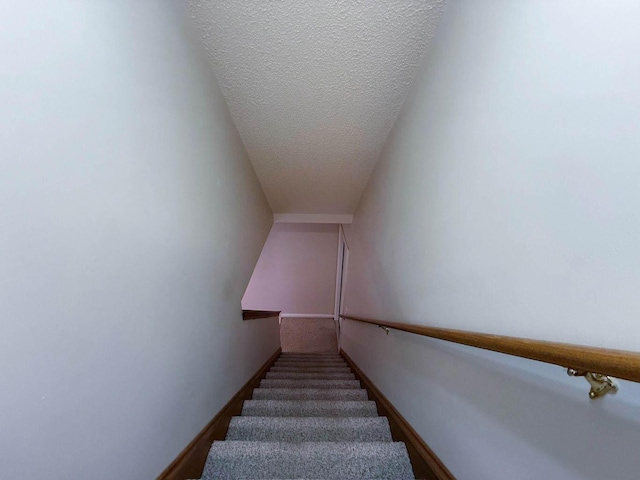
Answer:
[198,353,414,479]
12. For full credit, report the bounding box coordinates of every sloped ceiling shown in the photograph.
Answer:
[188,0,445,215]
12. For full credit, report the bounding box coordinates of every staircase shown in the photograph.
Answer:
[198,352,415,479]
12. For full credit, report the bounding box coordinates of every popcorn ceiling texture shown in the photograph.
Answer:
[187,0,446,214]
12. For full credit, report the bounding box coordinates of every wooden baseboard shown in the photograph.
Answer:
[341,349,456,480]
[157,348,282,480]
[242,310,281,320]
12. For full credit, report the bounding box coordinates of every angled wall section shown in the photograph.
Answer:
[242,223,339,315]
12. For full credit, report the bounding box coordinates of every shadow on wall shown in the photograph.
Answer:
[281,318,338,353]
[348,322,640,480]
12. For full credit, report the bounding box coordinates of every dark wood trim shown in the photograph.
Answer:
[157,348,282,480]
[242,310,281,320]
[341,349,456,480]
[341,315,640,383]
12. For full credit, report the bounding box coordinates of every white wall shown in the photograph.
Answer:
[0,2,279,479]
[242,223,338,314]
[342,1,640,479]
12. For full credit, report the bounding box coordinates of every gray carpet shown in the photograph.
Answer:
[260,378,362,389]
[274,362,349,368]
[242,399,378,417]
[266,371,356,380]
[226,417,393,442]
[199,353,414,479]
[252,387,368,401]
[271,365,351,373]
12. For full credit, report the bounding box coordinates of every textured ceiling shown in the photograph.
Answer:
[188,1,445,214]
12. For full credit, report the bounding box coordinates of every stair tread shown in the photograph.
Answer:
[260,379,361,389]
[202,441,414,480]
[277,356,346,359]
[280,353,342,356]
[278,358,343,361]
[253,388,367,401]
[272,363,350,367]
[279,353,343,357]
[278,355,344,358]
[276,360,345,364]
[274,363,348,369]
[270,366,352,373]
[226,416,393,442]
[266,371,355,379]
[241,400,378,417]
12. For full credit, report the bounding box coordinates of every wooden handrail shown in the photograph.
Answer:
[340,315,640,383]
[242,310,281,320]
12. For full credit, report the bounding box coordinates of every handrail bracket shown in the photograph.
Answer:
[566,368,619,399]
[378,325,390,335]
